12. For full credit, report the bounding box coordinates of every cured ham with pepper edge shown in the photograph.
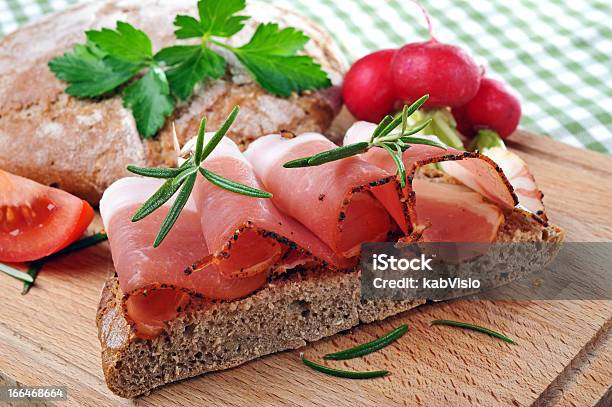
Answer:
[344,121,518,243]
[245,133,410,258]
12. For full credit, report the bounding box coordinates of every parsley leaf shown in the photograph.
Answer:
[123,67,175,138]
[230,23,331,96]
[155,45,226,100]
[235,22,309,56]
[48,42,140,97]
[174,0,248,39]
[173,15,205,39]
[86,21,153,64]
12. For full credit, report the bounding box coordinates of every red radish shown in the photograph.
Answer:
[451,103,475,138]
[452,77,521,138]
[342,49,397,122]
[390,40,481,108]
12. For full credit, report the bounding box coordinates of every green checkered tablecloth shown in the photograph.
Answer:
[1,0,610,154]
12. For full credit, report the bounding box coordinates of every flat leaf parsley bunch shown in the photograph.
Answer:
[48,0,331,138]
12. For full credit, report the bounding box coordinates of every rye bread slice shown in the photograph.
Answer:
[96,173,564,398]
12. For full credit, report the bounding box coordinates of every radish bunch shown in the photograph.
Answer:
[342,6,521,143]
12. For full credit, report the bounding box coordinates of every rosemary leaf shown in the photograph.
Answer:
[131,178,183,222]
[377,95,429,139]
[307,142,369,166]
[199,168,272,198]
[381,143,407,188]
[171,165,198,187]
[283,156,312,168]
[301,353,389,379]
[324,324,408,360]
[0,263,34,284]
[194,116,207,165]
[127,165,182,178]
[401,118,433,137]
[153,172,197,247]
[371,114,394,141]
[431,319,516,344]
[403,94,429,121]
[401,135,447,150]
[200,106,240,161]
[377,113,403,140]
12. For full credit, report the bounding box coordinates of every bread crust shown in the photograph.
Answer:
[0,0,347,204]
[96,172,564,398]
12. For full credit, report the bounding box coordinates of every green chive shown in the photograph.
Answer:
[194,116,207,165]
[301,354,389,379]
[126,165,182,178]
[200,106,239,162]
[324,324,408,360]
[0,263,34,284]
[153,172,197,247]
[131,178,183,222]
[199,168,272,198]
[307,142,369,166]
[431,319,516,344]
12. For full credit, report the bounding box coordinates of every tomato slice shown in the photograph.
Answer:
[0,170,94,262]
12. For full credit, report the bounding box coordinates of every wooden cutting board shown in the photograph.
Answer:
[1,130,611,407]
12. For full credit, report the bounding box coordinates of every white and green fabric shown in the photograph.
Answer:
[1,0,610,154]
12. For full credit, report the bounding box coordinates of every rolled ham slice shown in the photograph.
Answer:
[344,121,517,241]
[245,133,409,258]
[189,134,352,272]
[100,177,268,339]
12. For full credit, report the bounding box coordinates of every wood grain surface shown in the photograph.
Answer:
[1,130,611,406]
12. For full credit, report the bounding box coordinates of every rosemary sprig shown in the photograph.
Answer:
[324,324,408,360]
[283,95,446,187]
[128,106,272,247]
[300,353,389,379]
[431,319,516,344]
